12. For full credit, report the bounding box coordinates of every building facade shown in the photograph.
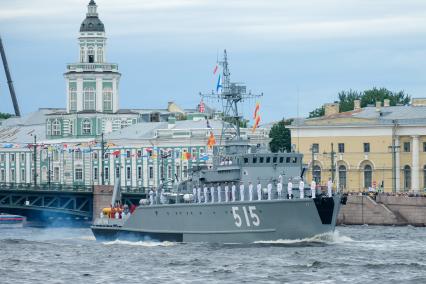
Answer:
[0,1,269,192]
[289,99,426,193]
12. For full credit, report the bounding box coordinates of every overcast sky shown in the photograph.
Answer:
[1,0,426,123]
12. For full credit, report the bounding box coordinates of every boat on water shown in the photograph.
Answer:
[91,50,347,243]
[0,214,26,228]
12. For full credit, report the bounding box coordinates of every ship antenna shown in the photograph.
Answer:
[199,49,262,142]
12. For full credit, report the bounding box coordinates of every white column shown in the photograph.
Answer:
[411,135,420,192]
[395,137,401,192]
[112,78,119,113]
[96,76,103,112]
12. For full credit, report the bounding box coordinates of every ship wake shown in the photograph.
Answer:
[253,230,353,246]
[102,239,177,247]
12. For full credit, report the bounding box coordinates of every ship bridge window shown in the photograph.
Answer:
[273,157,277,163]
[244,157,249,164]
[279,157,284,163]
[266,157,271,163]
[292,157,297,163]
[259,157,264,163]
[286,157,290,163]
[253,157,257,163]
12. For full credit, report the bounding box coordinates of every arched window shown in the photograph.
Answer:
[69,87,77,111]
[97,47,103,63]
[423,165,426,190]
[338,165,347,190]
[82,119,92,135]
[88,48,94,63]
[364,164,372,189]
[80,47,85,63]
[313,165,321,183]
[404,165,411,191]
[103,88,113,111]
[52,119,61,136]
[83,87,95,110]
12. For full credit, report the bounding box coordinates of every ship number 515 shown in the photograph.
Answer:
[231,206,260,227]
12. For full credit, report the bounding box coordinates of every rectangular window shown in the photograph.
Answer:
[149,166,154,179]
[266,157,271,163]
[75,168,83,181]
[137,166,142,180]
[338,143,345,153]
[92,152,98,160]
[259,157,264,163]
[279,157,284,163]
[272,157,277,163]
[126,166,131,180]
[75,151,83,160]
[20,168,25,182]
[0,169,5,181]
[253,157,257,163]
[244,158,249,163]
[10,153,15,162]
[93,167,98,180]
[0,154,4,162]
[167,165,172,179]
[126,150,131,158]
[403,142,410,152]
[423,142,426,152]
[53,167,59,182]
[20,153,25,161]
[115,167,120,178]
[286,157,290,163]
[364,143,370,153]
[31,168,34,181]
[10,168,15,182]
[191,148,197,159]
[104,167,109,180]
[183,165,188,178]
[312,143,319,153]
[137,150,142,158]
[176,165,180,179]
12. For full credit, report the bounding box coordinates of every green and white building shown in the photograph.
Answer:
[0,1,269,191]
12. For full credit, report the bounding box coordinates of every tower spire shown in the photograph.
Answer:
[87,0,98,16]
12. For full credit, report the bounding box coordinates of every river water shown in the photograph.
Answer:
[0,226,425,283]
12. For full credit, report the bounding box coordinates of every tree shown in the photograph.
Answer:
[0,112,12,120]
[308,87,410,118]
[308,106,324,118]
[269,118,293,153]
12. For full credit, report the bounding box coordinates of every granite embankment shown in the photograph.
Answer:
[337,194,426,226]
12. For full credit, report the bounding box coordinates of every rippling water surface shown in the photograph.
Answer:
[1,226,425,283]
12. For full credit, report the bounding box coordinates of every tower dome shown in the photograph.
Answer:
[80,0,105,32]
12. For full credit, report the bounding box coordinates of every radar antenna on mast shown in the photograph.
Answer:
[199,49,262,141]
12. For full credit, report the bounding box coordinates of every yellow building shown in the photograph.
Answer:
[288,99,426,193]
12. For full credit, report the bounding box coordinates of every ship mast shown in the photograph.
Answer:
[200,50,262,141]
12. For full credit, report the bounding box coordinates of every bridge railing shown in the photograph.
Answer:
[0,183,93,192]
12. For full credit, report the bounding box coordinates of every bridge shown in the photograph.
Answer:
[0,183,146,225]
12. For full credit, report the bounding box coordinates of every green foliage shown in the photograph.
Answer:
[308,87,410,118]
[308,106,324,118]
[269,118,293,153]
[0,112,12,120]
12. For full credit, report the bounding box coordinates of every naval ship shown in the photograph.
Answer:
[91,50,346,243]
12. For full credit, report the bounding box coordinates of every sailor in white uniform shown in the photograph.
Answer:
[257,181,262,201]
[310,180,316,198]
[203,185,208,203]
[267,182,272,200]
[239,182,245,201]
[248,181,253,201]
[193,186,197,203]
[287,179,293,199]
[197,186,202,203]
[225,183,230,202]
[277,180,283,199]
[299,180,305,199]
[149,189,154,205]
[210,184,215,203]
[327,178,333,197]
[231,183,236,202]
[217,184,222,203]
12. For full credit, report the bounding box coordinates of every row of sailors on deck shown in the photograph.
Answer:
[188,178,333,204]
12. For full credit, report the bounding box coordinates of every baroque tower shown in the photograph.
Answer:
[64,0,120,114]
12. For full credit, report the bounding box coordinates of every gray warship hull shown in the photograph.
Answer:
[92,194,342,243]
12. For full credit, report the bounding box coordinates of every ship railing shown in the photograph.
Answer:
[94,217,124,227]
